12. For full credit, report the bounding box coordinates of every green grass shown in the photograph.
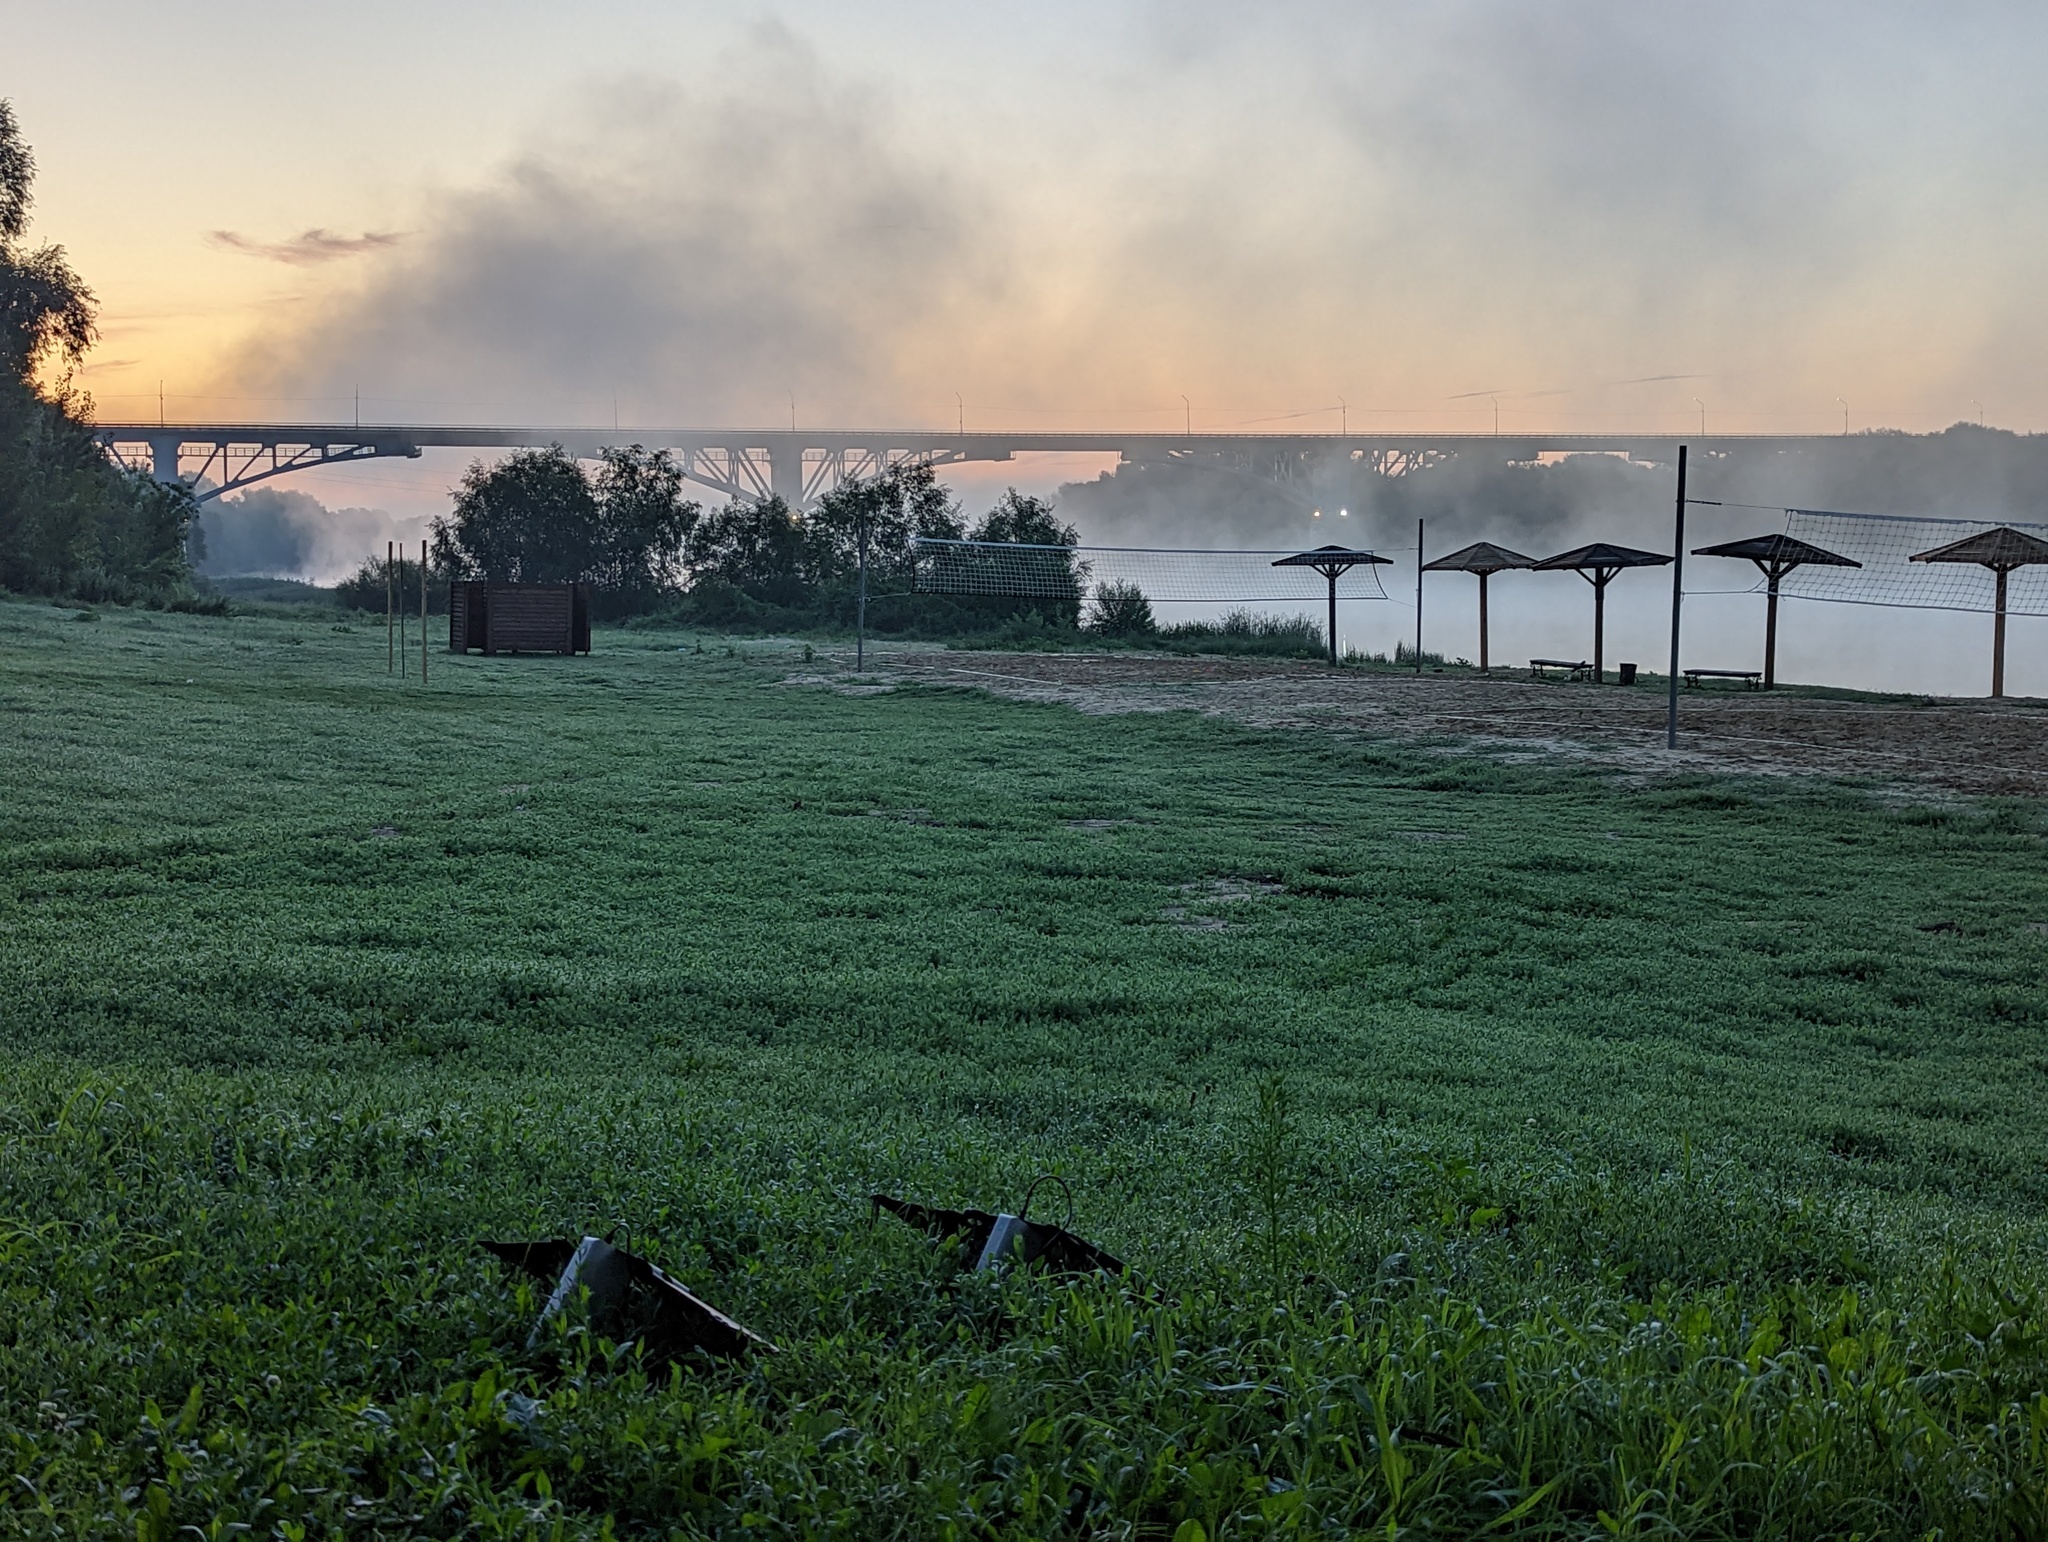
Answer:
[3,595,2047,1539]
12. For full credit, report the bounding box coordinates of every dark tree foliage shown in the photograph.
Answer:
[433,446,600,584]
[801,461,964,583]
[676,474,1083,634]
[1086,579,1156,637]
[588,445,699,608]
[430,444,698,613]
[682,494,810,605]
[0,101,192,599]
[969,488,1077,547]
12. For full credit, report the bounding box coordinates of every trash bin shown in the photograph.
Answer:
[1618,662,1638,685]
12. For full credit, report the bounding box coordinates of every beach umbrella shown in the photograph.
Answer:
[1909,526,2048,697]
[1421,541,1535,671]
[1691,533,1860,689]
[1531,543,1672,683]
[1272,545,1393,664]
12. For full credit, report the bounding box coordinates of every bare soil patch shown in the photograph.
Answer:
[801,645,2048,797]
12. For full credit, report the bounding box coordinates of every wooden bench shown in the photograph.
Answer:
[1530,658,1593,681]
[1683,668,1762,690]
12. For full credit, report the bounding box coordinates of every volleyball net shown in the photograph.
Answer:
[1771,508,2048,616]
[910,539,1392,606]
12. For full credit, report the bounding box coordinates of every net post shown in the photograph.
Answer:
[386,540,394,674]
[856,507,868,673]
[1666,444,1688,746]
[1414,517,1424,673]
[421,540,428,684]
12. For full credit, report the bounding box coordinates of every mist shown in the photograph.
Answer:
[192,488,424,584]
[212,7,2048,431]
[198,6,2048,694]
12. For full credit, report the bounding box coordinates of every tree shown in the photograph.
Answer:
[1087,580,1155,637]
[0,100,192,598]
[803,461,963,585]
[433,446,600,584]
[970,488,1076,548]
[683,495,809,605]
[430,444,698,614]
[0,100,94,382]
[589,445,700,609]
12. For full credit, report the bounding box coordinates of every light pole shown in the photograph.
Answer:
[1836,397,1848,435]
[1972,398,1985,427]
[1338,396,1347,436]
[1181,395,1191,435]
[955,392,964,435]
[1694,398,1705,435]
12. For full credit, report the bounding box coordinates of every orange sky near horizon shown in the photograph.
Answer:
[12,1,2047,440]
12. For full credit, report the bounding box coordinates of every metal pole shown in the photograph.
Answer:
[421,541,429,684]
[856,508,868,673]
[386,540,394,673]
[1414,517,1424,672]
[1665,444,1689,747]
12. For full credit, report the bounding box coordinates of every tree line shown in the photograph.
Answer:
[0,101,196,601]
[353,443,1085,636]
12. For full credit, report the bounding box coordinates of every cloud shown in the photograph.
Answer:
[207,228,406,265]
[209,6,2048,434]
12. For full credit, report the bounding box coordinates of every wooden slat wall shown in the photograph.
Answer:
[448,582,590,655]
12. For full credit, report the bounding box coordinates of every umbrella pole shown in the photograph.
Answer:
[1478,571,1489,672]
[1593,573,1607,683]
[1764,566,1781,690]
[1994,565,2009,698]
[1327,571,1338,666]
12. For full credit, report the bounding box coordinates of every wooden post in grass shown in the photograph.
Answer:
[386,540,394,673]
[420,540,428,684]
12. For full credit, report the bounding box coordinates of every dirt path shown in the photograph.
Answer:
[784,645,2048,797]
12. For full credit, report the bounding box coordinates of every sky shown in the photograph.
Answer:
[10,1,2048,692]
[14,0,2048,437]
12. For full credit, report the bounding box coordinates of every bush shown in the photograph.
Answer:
[1086,580,1156,637]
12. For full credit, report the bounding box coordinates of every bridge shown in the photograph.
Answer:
[93,422,1865,508]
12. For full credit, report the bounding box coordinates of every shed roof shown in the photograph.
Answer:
[1422,540,1536,575]
[1692,533,1861,568]
[1532,542,1672,571]
[1909,526,2048,569]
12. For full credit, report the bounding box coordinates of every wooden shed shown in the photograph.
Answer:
[448,581,592,655]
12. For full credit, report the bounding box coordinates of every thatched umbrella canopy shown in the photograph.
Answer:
[1910,526,2048,697]
[1272,545,1392,664]
[1531,543,1671,683]
[1691,533,1860,689]
[1421,541,1535,671]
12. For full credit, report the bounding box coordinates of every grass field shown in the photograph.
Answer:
[4,595,2048,1539]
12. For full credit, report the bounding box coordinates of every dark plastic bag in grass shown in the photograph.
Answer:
[480,1236,776,1362]
[871,1176,1124,1277]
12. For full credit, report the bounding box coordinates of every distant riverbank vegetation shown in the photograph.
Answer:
[0,101,198,602]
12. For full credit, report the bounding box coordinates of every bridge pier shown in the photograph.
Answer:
[769,444,806,506]
[150,438,184,484]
